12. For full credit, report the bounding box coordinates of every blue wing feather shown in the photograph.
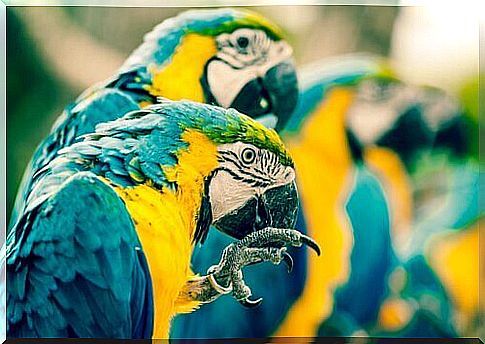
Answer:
[9,89,140,230]
[7,172,153,338]
[319,167,396,336]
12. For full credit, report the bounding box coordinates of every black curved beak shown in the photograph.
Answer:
[375,106,434,166]
[374,105,469,168]
[213,181,299,240]
[230,59,298,132]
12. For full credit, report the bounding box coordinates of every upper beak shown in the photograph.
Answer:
[230,59,299,132]
[375,105,469,166]
[213,181,299,240]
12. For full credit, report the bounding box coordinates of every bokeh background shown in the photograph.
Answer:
[6,4,482,339]
[7,5,479,223]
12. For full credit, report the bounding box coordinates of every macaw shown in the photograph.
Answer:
[5,100,320,339]
[171,53,396,338]
[339,59,481,337]
[378,77,482,337]
[10,8,298,229]
[292,55,479,337]
[172,53,477,338]
[293,55,476,337]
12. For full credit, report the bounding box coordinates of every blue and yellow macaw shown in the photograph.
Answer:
[172,53,396,338]
[10,8,298,229]
[378,76,482,337]
[173,53,478,338]
[6,100,321,339]
[288,55,477,337]
[291,55,479,337]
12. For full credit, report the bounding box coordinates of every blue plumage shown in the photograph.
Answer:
[172,55,396,338]
[326,167,396,332]
[10,89,139,227]
[121,9,238,71]
[7,172,154,338]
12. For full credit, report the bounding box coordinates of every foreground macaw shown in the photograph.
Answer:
[5,100,320,338]
[10,8,298,228]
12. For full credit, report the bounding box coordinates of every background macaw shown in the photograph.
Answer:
[378,77,482,337]
[172,53,395,338]
[6,100,320,339]
[285,55,480,337]
[172,53,480,338]
[10,8,299,230]
[279,54,479,338]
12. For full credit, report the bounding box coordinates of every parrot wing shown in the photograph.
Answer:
[10,89,140,230]
[7,172,153,338]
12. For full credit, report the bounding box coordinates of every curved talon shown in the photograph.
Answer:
[301,235,321,256]
[239,297,263,308]
[208,273,233,295]
[282,251,294,273]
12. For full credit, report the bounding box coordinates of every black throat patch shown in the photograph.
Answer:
[193,172,214,245]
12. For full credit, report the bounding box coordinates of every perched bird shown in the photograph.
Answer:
[10,8,298,228]
[289,55,475,337]
[5,100,320,339]
[333,57,480,337]
[289,55,478,337]
[172,53,476,338]
[382,78,482,337]
[275,59,396,338]
[172,53,395,338]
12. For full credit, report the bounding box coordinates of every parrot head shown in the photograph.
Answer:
[208,140,298,240]
[73,100,298,243]
[345,75,468,167]
[114,8,298,132]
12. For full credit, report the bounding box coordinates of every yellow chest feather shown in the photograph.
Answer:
[112,130,219,338]
[145,34,217,102]
[275,88,355,336]
[114,185,194,338]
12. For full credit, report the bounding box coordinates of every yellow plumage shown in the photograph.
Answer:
[364,147,413,245]
[112,130,219,339]
[274,88,355,336]
[427,224,480,333]
[146,34,217,102]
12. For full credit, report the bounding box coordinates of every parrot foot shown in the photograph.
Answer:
[206,227,320,308]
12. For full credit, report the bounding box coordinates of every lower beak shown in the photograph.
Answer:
[213,181,299,240]
[433,116,468,157]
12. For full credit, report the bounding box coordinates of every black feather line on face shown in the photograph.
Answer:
[200,56,219,106]
[193,171,215,245]
[345,127,364,163]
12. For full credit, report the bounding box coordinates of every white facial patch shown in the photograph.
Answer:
[209,142,295,221]
[207,29,293,108]
[419,90,460,132]
[346,80,422,145]
[209,169,258,221]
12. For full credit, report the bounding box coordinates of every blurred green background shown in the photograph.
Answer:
[6,5,478,225]
[7,5,401,224]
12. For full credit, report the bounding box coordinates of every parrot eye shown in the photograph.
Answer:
[241,148,256,164]
[236,36,249,49]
